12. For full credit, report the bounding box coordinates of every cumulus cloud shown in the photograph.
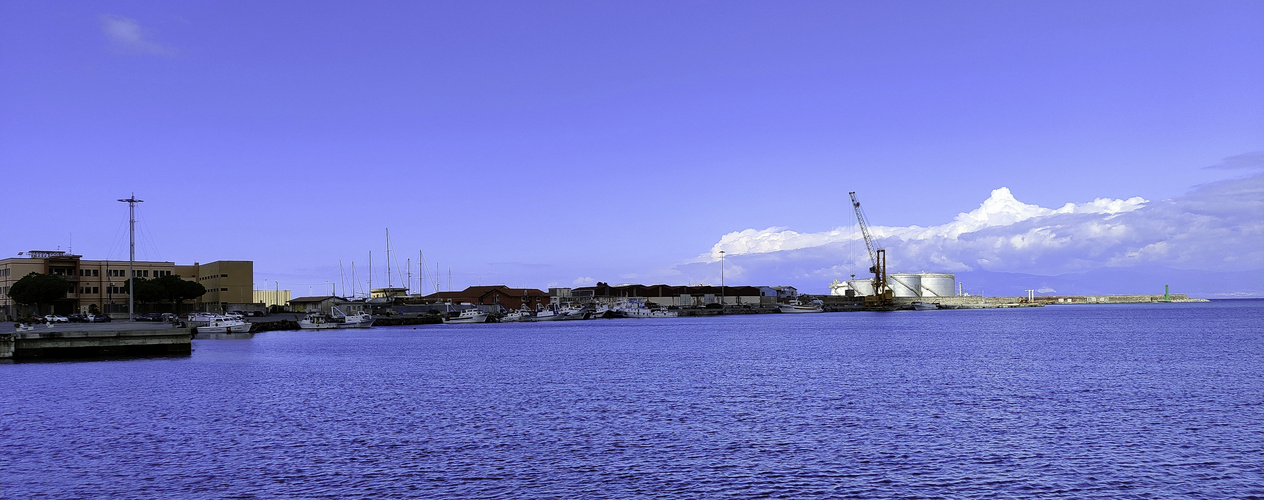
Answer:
[100,14,177,56]
[677,173,1264,292]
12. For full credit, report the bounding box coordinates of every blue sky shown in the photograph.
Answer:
[2,1,1261,297]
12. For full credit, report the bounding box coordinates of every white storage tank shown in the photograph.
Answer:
[847,279,875,297]
[918,273,956,298]
[887,273,922,297]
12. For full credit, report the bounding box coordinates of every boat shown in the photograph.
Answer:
[911,301,940,310]
[443,307,489,324]
[193,314,251,333]
[500,308,533,322]
[614,298,678,318]
[532,307,564,321]
[299,306,376,330]
[778,300,824,313]
[557,304,592,320]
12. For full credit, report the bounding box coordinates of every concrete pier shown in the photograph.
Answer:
[1,323,191,361]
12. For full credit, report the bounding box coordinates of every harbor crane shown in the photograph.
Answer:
[849,191,894,307]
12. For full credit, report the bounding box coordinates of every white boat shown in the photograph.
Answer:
[911,301,940,310]
[500,309,533,322]
[614,299,678,318]
[532,308,564,321]
[299,306,376,330]
[443,308,489,324]
[778,300,824,313]
[193,314,251,333]
[558,304,591,320]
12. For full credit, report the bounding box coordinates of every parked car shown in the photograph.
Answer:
[134,313,166,321]
[67,314,90,322]
[89,314,113,323]
[44,314,69,323]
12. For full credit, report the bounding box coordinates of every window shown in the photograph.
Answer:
[93,269,99,277]
[221,288,229,292]
[92,287,99,294]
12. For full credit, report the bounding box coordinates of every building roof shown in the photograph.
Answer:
[290,295,341,303]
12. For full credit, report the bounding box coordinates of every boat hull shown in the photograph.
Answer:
[195,322,251,333]
[778,304,824,313]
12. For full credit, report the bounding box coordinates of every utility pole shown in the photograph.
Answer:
[117,193,143,321]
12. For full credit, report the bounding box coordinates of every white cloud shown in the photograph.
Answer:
[572,276,595,286]
[676,173,1263,292]
[100,14,176,56]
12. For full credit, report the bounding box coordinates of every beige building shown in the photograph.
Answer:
[253,289,292,309]
[0,250,255,317]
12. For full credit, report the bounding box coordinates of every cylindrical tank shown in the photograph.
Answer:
[918,273,956,297]
[828,280,849,297]
[887,273,922,298]
[847,279,875,297]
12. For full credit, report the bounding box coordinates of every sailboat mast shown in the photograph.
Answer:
[386,228,392,288]
[339,260,346,299]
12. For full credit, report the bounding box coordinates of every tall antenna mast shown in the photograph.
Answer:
[117,193,143,321]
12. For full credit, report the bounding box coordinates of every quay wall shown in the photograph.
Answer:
[7,327,191,360]
[898,294,1207,309]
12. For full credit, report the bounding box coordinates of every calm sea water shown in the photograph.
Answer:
[2,300,1261,499]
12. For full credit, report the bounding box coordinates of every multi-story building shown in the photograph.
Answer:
[0,250,255,318]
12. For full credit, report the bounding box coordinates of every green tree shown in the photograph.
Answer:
[8,272,70,315]
[154,274,206,311]
[123,277,165,305]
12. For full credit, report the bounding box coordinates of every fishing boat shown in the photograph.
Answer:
[299,306,375,330]
[777,300,824,313]
[532,308,564,321]
[558,304,592,320]
[500,308,532,322]
[615,298,678,318]
[193,314,251,333]
[911,301,940,310]
[443,307,489,324]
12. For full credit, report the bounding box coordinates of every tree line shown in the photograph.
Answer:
[8,272,207,315]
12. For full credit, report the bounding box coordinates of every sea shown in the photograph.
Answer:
[2,300,1261,499]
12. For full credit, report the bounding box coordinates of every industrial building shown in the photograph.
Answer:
[829,272,957,299]
[0,250,255,318]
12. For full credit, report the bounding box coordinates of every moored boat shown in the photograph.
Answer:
[443,308,489,324]
[299,306,375,330]
[193,314,251,333]
[777,300,824,313]
[614,298,678,318]
[500,308,533,322]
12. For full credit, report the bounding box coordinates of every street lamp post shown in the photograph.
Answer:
[720,250,726,309]
[117,194,142,321]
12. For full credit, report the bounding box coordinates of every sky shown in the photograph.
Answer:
[2,1,1261,298]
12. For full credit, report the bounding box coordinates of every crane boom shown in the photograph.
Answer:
[849,191,878,269]
[849,191,892,306]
